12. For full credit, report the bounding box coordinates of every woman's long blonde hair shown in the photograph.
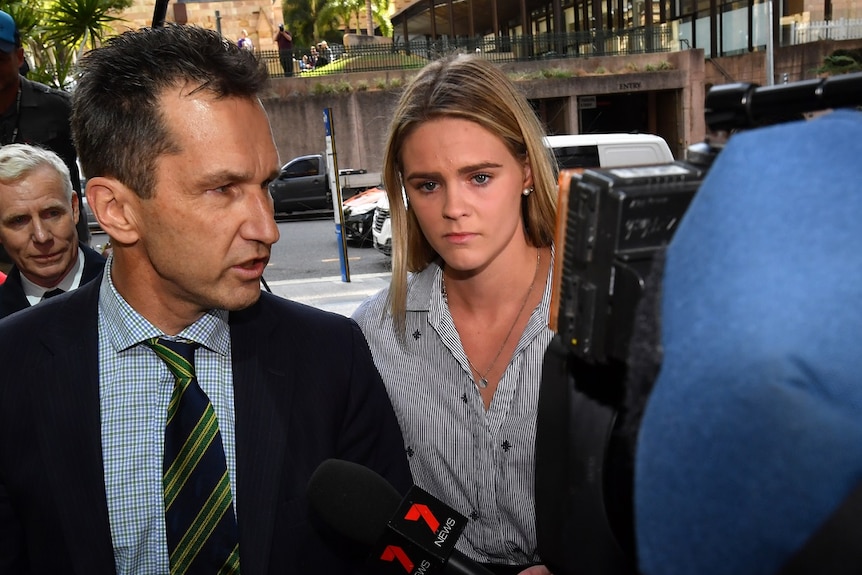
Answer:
[381,53,558,336]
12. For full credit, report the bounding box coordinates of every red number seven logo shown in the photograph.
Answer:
[404,503,440,532]
[380,545,414,573]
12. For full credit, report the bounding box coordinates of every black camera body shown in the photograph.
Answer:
[556,161,704,365]
[535,72,862,575]
[536,160,707,575]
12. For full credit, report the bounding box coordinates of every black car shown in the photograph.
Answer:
[81,192,101,231]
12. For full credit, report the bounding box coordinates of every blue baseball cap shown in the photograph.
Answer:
[0,10,19,53]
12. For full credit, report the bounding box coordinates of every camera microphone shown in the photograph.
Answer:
[307,458,494,575]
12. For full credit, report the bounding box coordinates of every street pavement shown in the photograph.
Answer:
[264,271,391,317]
[89,232,390,318]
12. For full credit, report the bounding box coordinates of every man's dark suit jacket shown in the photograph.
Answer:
[0,243,105,320]
[0,277,413,574]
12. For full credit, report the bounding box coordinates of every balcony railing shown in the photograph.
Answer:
[261,27,674,78]
[790,18,862,44]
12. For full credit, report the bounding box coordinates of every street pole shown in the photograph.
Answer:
[765,0,775,85]
[324,108,351,282]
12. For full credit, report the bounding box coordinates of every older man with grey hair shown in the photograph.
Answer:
[0,143,104,319]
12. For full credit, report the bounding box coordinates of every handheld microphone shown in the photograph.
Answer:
[307,458,495,575]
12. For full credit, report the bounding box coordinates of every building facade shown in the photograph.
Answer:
[108,0,285,51]
[390,0,860,60]
[104,0,859,173]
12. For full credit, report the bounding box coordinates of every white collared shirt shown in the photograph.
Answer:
[21,246,85,305]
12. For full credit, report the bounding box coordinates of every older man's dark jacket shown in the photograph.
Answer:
[0,243,105,319]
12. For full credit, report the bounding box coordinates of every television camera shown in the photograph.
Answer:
[534,71,862,575]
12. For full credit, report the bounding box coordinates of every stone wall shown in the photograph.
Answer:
[705,38,862,86]
[262,88,402,174]
[261,38,860,172]
[261,50,704,171]
[108,0,284,50]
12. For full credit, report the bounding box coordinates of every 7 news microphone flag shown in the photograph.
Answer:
[307,458,494,575]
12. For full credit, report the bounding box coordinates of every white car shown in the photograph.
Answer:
[342,187,385,245]
[371,194,392,256]
[371,133,675,257]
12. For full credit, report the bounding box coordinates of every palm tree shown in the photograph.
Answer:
[317,0,391,36]
[1,0,130,89]
[317,0,362,34]
[285,0,331,47]
[368,0,392,37]
[365,0,372,36]
[47,0,131,52]
[1,0,65,87]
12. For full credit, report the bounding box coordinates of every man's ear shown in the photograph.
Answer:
[70,190,80,225]
[85,177,141,245]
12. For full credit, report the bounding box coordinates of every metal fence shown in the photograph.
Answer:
[260,26,674,78]
[790,18,862,44]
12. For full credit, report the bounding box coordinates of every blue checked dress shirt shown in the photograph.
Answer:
[96,258,238,574]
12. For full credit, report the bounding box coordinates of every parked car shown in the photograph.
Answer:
[371,133,675,257]
[268,153,381,214]
[371,194,392,256]
[342,186,385,245]
[80,188,101,232]
[543,132,674,172]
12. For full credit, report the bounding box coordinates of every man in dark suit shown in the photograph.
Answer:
[0,25,411,574]
[0,143,105,319]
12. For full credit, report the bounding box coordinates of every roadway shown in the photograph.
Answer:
[89,212,393,317]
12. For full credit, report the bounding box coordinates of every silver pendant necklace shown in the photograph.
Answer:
[442,247,541,389]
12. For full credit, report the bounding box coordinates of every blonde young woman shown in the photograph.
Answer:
[353,54,558,575]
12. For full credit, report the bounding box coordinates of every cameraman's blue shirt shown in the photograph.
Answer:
[636,110,862,575]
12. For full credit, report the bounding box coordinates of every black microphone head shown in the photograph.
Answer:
[307,458,403,546]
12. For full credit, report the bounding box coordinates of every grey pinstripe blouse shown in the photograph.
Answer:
[353,260,554,566]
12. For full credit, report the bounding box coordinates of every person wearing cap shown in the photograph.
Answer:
[0,9,88,265]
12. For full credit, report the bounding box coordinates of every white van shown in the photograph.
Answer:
[544,133,674,171]
[371,133,675,256]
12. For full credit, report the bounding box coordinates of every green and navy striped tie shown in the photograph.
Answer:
[146,337,240,575]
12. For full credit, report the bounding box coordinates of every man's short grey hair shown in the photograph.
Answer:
[0,144,75,203]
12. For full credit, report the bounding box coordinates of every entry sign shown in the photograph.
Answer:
[372,486,468,575]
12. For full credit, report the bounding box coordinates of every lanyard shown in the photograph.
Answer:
[3,85,21,145]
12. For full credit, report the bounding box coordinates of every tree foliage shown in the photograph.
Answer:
[1,0,131,89]
[48,0,131,51]
[816,49,862,75]
[284,0,329,48]
[283,0,391,46]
